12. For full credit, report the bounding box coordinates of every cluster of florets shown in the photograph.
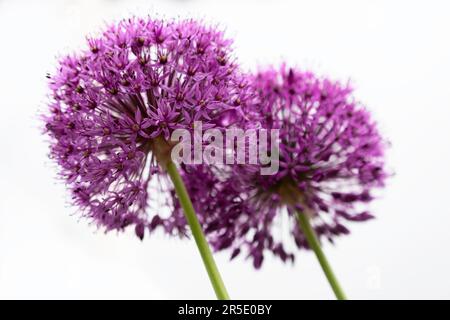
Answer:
[187,66,387,268]
[44,17,252,238]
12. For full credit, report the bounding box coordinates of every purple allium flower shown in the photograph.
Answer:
[190,65,387,268]
[43,17,252,239]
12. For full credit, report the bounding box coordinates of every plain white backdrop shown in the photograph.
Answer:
[1,0,449,299]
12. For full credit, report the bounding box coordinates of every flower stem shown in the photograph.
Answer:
[165,160,230,300]
[296,211,347,300]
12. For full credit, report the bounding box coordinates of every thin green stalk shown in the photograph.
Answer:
[166,160,230,300]
[296,211,347,300]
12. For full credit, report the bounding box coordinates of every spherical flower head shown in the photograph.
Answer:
[43,17,252,239]
[195,65,388,268]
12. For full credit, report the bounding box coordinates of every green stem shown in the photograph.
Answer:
[165,160,230,300]
[296,211,347,300]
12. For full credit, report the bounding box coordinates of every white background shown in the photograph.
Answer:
[0,0,449,299]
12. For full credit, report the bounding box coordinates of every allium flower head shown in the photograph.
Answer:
[43,17,252,238]
[195,65,387,268]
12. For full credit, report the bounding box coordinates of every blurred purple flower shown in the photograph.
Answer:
[43,17,252,239]
[187,65,388,268]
